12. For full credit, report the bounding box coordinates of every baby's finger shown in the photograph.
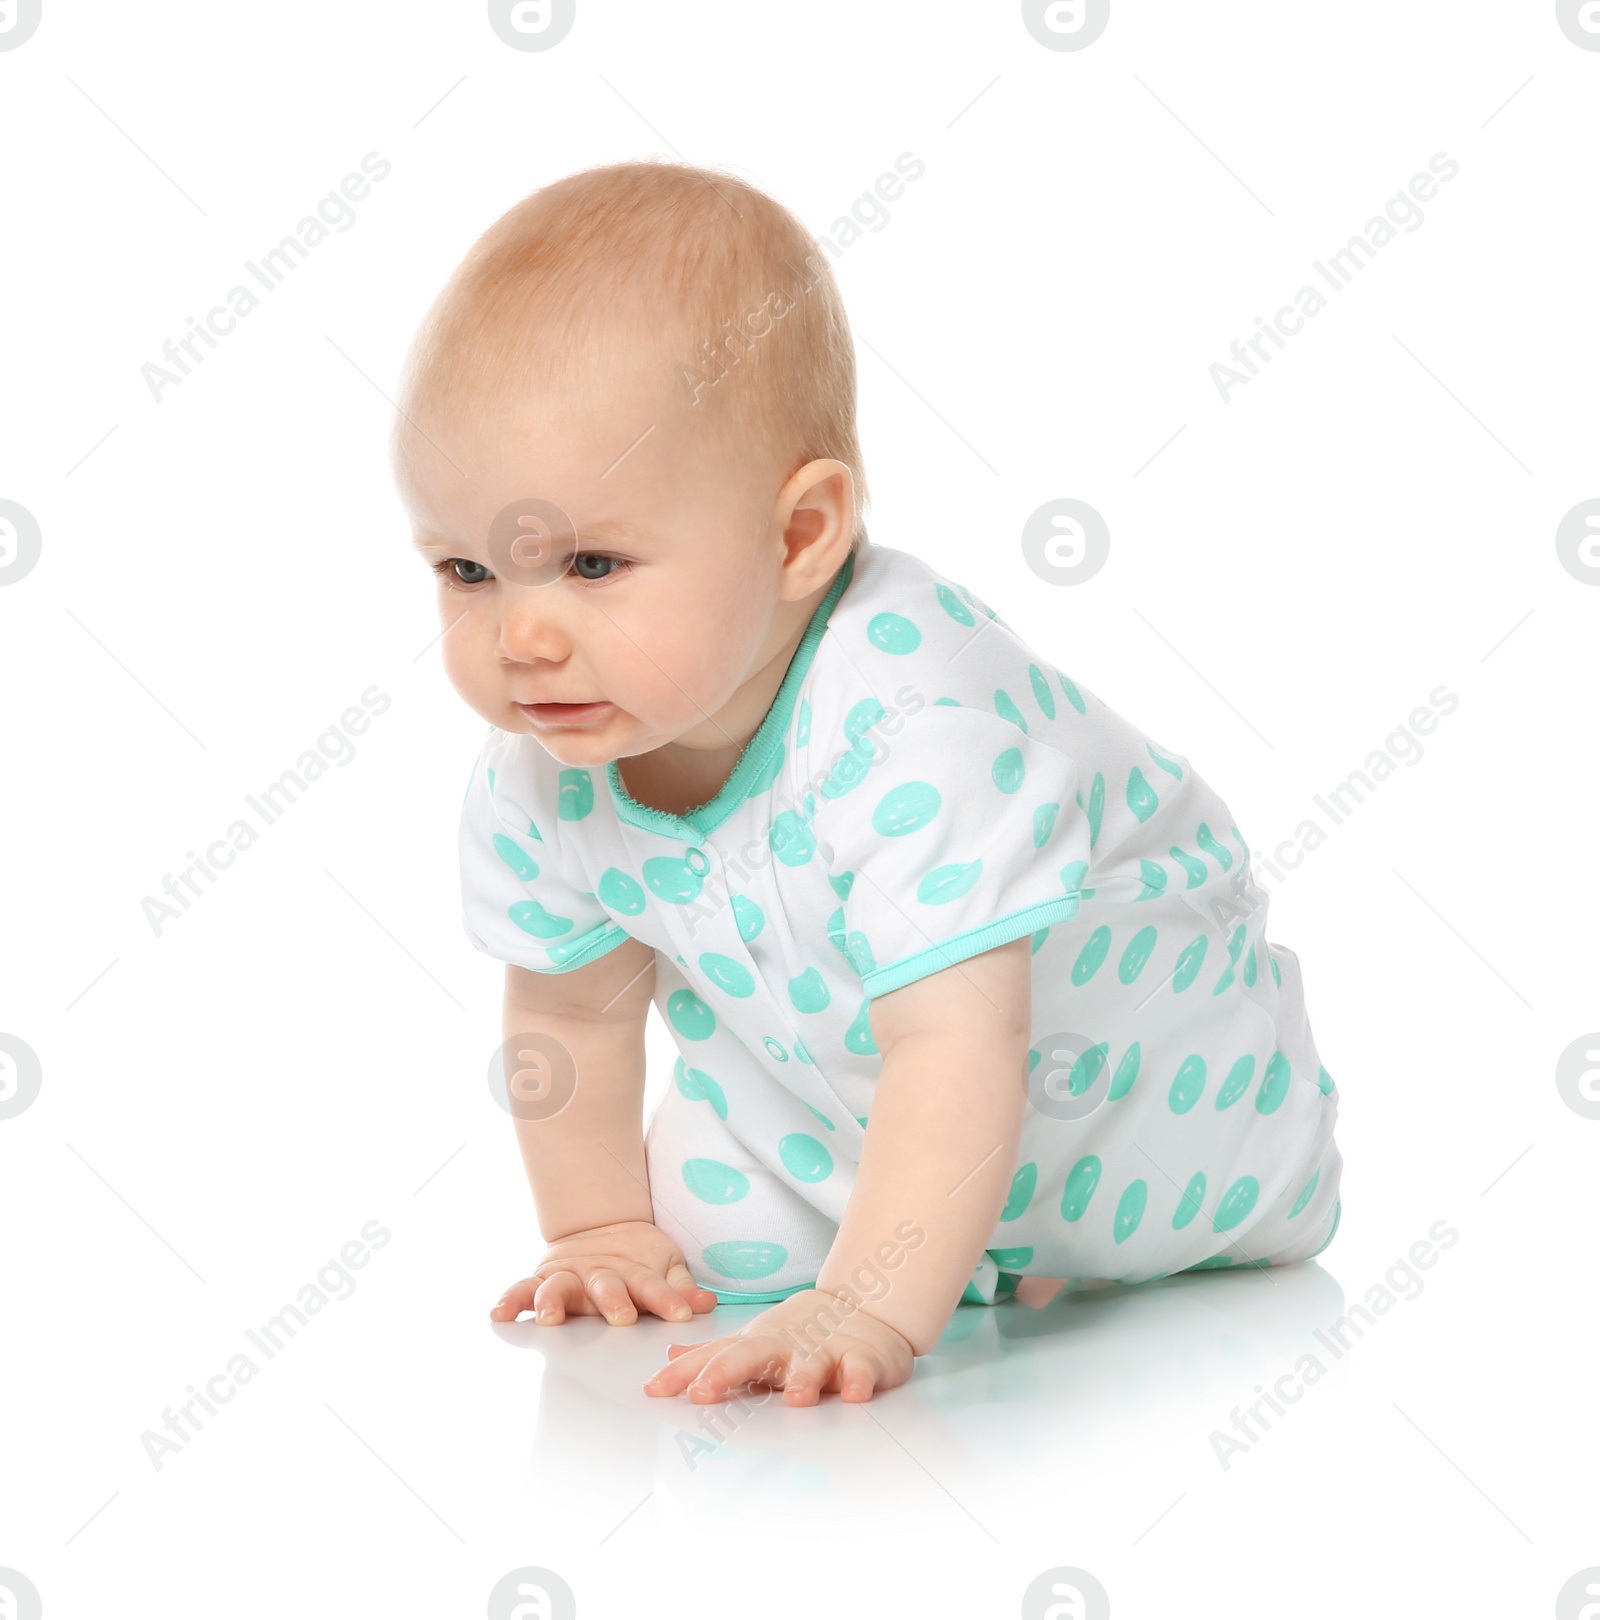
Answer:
[665,1262,720,1312]
[687,1338,791,1404]
[585,1267,639,1325]
[779,1358,827,1406]
[530,1270,590,1324]
[836,1349,879,1403]
[642,1337,728,1396]
[490,1276,543,1322]
[622,1268,696,1324]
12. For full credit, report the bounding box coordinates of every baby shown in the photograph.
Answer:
[391,159,1344,1408]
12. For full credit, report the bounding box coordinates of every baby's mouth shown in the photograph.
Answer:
[517,700,614,728]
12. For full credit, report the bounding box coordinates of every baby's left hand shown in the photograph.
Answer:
[641,1286,915,1406]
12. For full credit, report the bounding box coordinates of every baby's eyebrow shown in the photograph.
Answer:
[576,520,649,544]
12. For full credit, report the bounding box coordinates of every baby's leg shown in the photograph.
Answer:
[645,1059,843,1302]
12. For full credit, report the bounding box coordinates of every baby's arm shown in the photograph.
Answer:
[816,934,1035,1353]
[490,939,718,1325]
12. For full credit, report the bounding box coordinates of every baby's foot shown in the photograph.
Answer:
[1013,1276,1067,1309]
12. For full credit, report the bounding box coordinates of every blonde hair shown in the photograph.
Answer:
[397,159,869,552]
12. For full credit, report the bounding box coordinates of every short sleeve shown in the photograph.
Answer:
[458,728,633,973]
[810,702,1092,998]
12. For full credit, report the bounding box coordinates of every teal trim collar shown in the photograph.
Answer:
[606,549,857,839]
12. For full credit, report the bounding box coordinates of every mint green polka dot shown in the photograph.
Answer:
[843,698,887,745]
[1172,1171,1206,1229]
[492,833,538,881]
[1135,860,1167,901]
[788,967,830,1013]
[703,1240,786,1280]
[873,781,941,836]
[1113,1179,1147,1243]
[1108,1042,1141,1100]
[485,766,496,795]
[1288,1169,1320,1218]
[730,893,765,941]
[1211,965,1235,996]
[868,612,921,654]
[700,953,755,998]
[1086,772,1104,847]
[992,747,1025,794]
[597,867,645,915]
[1214,1175,1259,1232]
[804,1103,835,1131]
[1171,934,1208,991]
[508,900,572,939]
[1255,1051,1291,1114]
[1196,823,1232,870]
[795,1038,814,1065]
[642,854,706,904]
[989,1245,1034,1269]
[797,698,812,746]
[1060,859,1089,895]
[1270,953,1282,987]
[683,1158,750,1204]
[771,809,816,866]
[1242,945,1258,986]
[1029,663,1056,720]
[1148,743,1184,778]
[936,584,974,626]
[1168,1053,1207,1114]
[557,768,593,820]
[667,989,715,1040]
[1187,1255,1234,1270]
[763,1037,789,1062]
[1126,767,1159,823]
[1069,1041,1109,1095]
[1171,846,1207,886]
[844,999,877,1055]
[918,861,981,904]
[1214,1054,1255,1110]
[1056,668,1087,714]
[1033,802,1059,848]
[1118,926,1158,983]
[1061,1155,1102,1221]
[994,688,1027,732]
[1317,1065,1334,1095]
[828,870,854,901]
[825,909,855,969]
[1001,1162,1037,1221]
[845,931,876,975]
[674,1058,728,1119]
[1071,925,1111,985]
[780,1133,834,1182]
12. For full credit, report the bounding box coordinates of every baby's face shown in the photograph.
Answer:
[394,347,798,770]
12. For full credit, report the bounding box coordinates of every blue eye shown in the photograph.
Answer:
[434,557,491,585]
[570,553,628,582]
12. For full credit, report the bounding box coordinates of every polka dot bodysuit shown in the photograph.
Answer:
[459,542,1344,1306]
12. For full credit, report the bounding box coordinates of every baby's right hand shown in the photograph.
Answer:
[490,1220,720,1327]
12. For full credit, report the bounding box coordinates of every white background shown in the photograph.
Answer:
[1,2,1596,1616]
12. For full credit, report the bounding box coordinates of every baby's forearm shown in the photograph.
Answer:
[502,981,654,1240]
[815,1028,1029,1355]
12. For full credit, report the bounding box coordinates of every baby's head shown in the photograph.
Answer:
[392,159,869,769]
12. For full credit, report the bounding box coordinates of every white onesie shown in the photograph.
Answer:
[459,541,1343,1306]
